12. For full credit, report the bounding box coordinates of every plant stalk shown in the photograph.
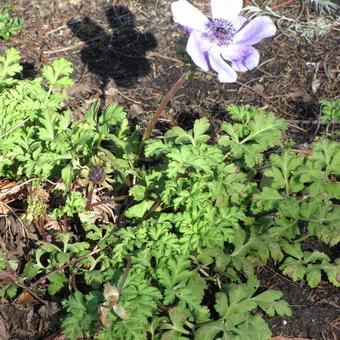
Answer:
[85,182,94,211]
[142,72,186,143]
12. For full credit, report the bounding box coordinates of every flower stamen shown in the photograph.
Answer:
[203,18,236,46]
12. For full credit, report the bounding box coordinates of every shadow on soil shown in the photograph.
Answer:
[68,5,157,91]
[16,62,38,80]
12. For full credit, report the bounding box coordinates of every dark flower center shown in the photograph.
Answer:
[204,18,236,46]
[89,165,105,183]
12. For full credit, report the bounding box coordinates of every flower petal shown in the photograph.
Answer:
[171,0,209,32]
[211,0,243,20]
[208,47,237,83]
[186,31,210,71]
[233,16,276,45]
[231,15,248,31]
[222,45,259,72]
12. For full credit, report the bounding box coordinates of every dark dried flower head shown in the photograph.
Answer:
[89,165,105,183]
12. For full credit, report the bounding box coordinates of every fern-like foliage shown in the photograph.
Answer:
[0,48,134,188]
[2,52,339,340]
[0,4,23,41]
[59,105,339,338]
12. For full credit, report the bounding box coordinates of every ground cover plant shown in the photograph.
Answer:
[0,0,339,339]
[0,3,23,41]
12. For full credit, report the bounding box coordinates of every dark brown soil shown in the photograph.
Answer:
[5,0,340,137]
[259,265,340,340]
[1,0,339,339]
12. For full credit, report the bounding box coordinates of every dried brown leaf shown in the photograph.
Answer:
[0,269,17,283]
[44,220,65,232]
[0,180,21,201]
[99,305,111,328]
[0,202,11,215]
[15,292,38,305]
[91,190,116,222]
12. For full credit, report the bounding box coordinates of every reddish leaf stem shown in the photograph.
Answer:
[142,72,186,143]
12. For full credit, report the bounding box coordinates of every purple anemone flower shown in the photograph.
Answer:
[171,0,276,83]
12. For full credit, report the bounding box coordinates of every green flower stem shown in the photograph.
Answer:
[142,72,186,143]
[0,118,29,139]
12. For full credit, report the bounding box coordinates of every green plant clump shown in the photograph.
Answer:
[0,48,135,189]
[0,4,24,40]
[0,48,339,340]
